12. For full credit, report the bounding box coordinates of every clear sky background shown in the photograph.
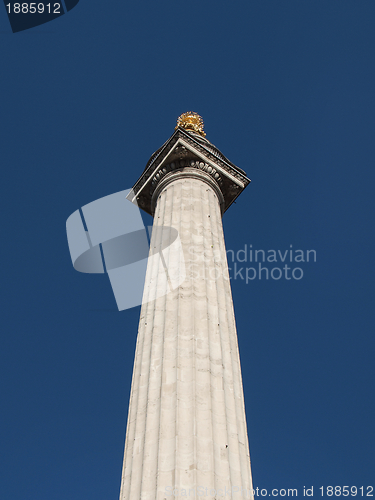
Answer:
[0,1,374,499]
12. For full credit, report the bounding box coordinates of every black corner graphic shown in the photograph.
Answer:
[63,0,78,12]
[3,0,79,33]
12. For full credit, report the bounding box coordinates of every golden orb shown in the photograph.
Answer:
[175,111,206,137]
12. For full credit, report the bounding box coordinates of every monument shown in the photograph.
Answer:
[119,113,254,499]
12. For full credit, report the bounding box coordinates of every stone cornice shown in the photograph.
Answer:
[127,127,250,216]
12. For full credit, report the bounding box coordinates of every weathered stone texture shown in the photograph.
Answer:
[119,175,253,500]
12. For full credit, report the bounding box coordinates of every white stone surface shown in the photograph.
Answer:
[119,174,253,500]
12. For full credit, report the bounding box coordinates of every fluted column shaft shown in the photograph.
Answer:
[119,173,253,500]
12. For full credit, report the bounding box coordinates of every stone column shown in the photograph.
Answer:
[119,169,253,500]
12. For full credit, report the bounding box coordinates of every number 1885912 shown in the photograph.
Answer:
[320,487,373,497]
[6,3,61,14]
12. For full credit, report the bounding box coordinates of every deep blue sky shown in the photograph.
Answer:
[0,1,374,499]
